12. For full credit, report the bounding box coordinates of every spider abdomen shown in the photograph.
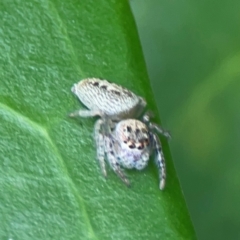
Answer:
[71,78,146,119]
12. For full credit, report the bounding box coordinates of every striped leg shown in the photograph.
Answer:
[149,123,171,139]
[151,133,166,190]
[94,119,107,177]
[105,137,130,186]
[142,112,171,139]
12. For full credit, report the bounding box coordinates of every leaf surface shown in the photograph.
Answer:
[0,0,195,239]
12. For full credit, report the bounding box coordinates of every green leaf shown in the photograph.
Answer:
[0,0,196,239]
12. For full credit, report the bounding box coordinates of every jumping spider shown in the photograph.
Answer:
[70,78,170,190]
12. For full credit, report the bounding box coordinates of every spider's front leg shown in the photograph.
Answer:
[142,112,171,139]
[105,136,130,186]
[151,133,166,190]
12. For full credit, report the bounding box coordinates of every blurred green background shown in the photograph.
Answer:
[131,1,240,240]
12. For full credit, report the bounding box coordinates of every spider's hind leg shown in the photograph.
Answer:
[94,119,107,177]
[69,109,102,118]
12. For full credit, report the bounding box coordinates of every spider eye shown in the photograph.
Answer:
[126,126,132,132]
[135,128,140,134]
[137,145,144,150]
[128,144,135,149]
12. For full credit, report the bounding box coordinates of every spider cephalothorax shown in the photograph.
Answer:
[70,78,170,190]
[116,119,150,151]
[112,119,151,167]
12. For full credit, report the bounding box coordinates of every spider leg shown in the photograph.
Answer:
[149,123,171,139]
[69,109,102,118]
[105,136,130,186]
[70,109,117,138]
[101,117,116,135]
[142,112,171,139]
[151,133,166,190]
[94,119,107,177]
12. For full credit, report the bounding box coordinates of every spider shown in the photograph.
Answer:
[70,78,170,190]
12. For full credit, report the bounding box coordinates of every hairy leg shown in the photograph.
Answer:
[69,109,102,118]
[151,133,166,190]
[94,119,107,177]
[105,137,130,186]
[142,112,171,139]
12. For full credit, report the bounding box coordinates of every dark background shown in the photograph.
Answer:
[131,1,240,240]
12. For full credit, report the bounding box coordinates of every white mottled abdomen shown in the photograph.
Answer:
[71,78,146,119]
